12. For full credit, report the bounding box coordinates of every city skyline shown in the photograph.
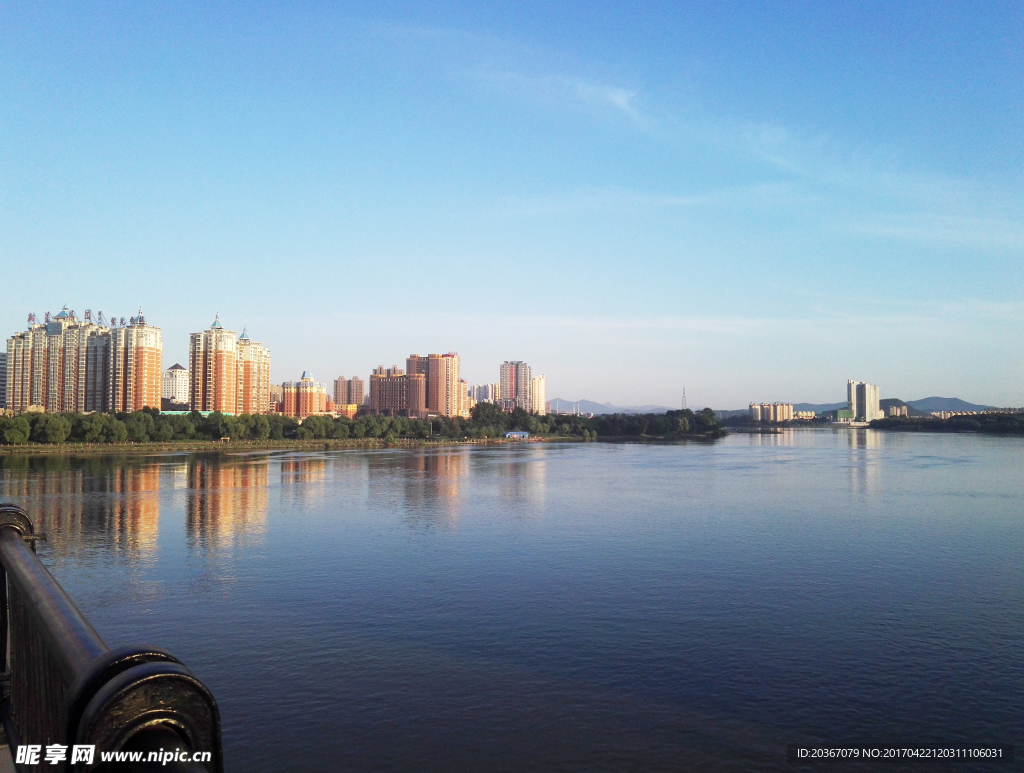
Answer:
[4,304,1016,414]
[1,5,1021,407]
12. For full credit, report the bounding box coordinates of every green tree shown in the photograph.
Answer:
[199,412,237,440]
[0,417,30,445]
[29,413,72,444]
[123,412,156,443]
[247,414,271,441]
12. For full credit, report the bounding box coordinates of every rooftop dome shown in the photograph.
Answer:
[301,370,313,380]
[211,313,222,329]
[168,363,186,371]
[54,305,71,319]
[239,325,250,340]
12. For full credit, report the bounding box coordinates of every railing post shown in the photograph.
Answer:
[0,504,223,772]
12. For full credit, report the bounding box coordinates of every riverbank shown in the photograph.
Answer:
[0,431,733,457]
[870,414,1024,435]
[0,436,571,457]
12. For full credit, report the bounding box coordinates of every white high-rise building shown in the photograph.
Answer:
[471,383,500,403]
[530,375,546,415]
[162,364,189,404]
[847,380,882,422]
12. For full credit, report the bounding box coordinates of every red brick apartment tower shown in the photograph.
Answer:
[109,311,163,412]
[189,314,238,414]
[282,372,327,418]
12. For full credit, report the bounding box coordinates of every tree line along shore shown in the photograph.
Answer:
[0,404,724,449]
[868,413,1024,434]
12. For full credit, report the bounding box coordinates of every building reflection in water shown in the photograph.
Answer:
[747,429,797,447]
[492,449,547,509]
[278,455,328,507]
[0,456,161,559]
[373,449,468,529]
[848,429,883,496]
[186,457,269,552]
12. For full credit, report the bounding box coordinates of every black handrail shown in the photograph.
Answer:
[0,504,223,772]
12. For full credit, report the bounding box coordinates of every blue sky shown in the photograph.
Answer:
[2,2,1022,407]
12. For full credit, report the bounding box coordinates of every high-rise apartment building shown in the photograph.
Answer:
[369,366,408,416]
[407,353,466,417]
[108,312,162,413]
[471,383,500,403]
[530,374,546,415]
[189,315,237,414]
[847,380,882,422]
[439,353,466,417]
[282,372,328,418]
[498,361,545,414]
[349,376,365,406]
[405,355,430,407]
[500,361,532,410]
[407,373,427,418]
[0,352,5,409]
[162,364,189,404]
[188,315,270,415]
[4,306,161,414]
[237,329,271,415]
[333,376,365,407]
[749,403,793,422]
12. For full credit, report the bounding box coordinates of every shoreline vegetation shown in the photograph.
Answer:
[868,413,1024,434]
[0,405,725,454]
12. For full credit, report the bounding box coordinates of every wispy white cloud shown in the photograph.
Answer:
[471,69,644,123]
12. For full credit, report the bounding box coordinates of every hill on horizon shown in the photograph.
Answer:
[904,396,995,413]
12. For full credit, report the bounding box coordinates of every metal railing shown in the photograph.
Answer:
[0,504,223,772]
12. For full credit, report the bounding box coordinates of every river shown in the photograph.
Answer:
[1,429,1021,771]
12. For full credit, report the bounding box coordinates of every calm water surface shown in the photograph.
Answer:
[1,430,1022,772]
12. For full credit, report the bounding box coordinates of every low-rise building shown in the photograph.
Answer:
[162,363,189,404]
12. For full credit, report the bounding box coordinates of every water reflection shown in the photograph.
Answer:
[280,456,327,485]
[366,449,469,528]
[279,455,328,507]
[847,429,882,496]
[0,456,161,558]
[493,450,547,508]
[186,457,269,552]
[746,430,796,446]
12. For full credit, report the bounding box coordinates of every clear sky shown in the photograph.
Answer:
[2,2,1021,408]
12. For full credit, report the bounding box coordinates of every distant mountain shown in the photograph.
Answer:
[879,398,927,417]
[905,397,995,413]
[548,398,675,415]
[792,402,847,413]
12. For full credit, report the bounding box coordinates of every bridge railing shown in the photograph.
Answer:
[0,504,223,772]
